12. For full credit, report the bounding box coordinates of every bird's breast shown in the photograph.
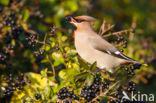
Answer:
[74,32,93,60]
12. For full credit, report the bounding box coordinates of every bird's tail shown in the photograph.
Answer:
[118,52,148,66]
[131,60,148,66]
[142,63,148,66]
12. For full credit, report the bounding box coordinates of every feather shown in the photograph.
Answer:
[74,15,96,22]
[88,35,141,64]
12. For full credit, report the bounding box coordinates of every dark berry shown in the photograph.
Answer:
[35,93,41,100]
[131,29,136,33]
[63,100,72,103]
[55,46,59,50]
[120,49,124,52]
[123,44,127,48]
[132,64,141,70]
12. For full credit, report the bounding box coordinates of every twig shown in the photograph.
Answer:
[25,29,37,34]
[129,16,137,41]
[116,40,127,47]
[99,19,106,35]
[98,19,115,36]
[35,40,50,46]
[47,55,56,79]
[103,29,131,38]
[43,33,48,43]
[103,24,115,35]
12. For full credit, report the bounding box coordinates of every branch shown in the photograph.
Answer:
[98,19,106,35]
[47,56,56,80]
[129,16,137,41]
[98,19,115,36]
[103,29,131,38]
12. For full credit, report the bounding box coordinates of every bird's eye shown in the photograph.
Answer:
[75,19,84,23]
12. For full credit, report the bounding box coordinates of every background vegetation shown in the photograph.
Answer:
[0,0,155,103]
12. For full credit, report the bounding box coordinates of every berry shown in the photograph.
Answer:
[57,87,71,100]
[120,49,124,52]
[63,100,72,103]
[123,44,127,48]
[55,46,59,50]
[35,93,41,100]
[131,64,141,70]
[131,29,136,33]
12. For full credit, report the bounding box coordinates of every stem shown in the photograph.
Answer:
[98,19,115,36]
[47,55,56,80]
[103,29,131,38]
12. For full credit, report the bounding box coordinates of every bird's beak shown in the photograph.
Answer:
[65,16,77,25]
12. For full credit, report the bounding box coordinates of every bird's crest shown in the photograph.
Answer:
[74,15,96,22]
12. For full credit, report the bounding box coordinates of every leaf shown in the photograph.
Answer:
[78,57,89,69]
[86,74,94,86]
[22,9,30,22]
[90,61,97,71]
[0,0,9,6]
[58,69,67,79]
[74,72,88,81]
[65,0,78,12]
[52,52,64,66]
[44,86,53,99]
[41,68,48,77]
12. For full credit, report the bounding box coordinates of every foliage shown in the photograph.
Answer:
[0,0,156,103]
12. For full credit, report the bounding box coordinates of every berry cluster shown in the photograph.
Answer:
[35,93,42,100]
[63,100,72,103]
[57,87,79,101]
[109,81,137,103]
[2,73,30,97]
[2,11,16,27]
[25,34,37,48]
[80,75,110,102]
[0,1,48,73]
[35,50,45,65]
[114,35,128,48]
[125,64,141,75]
[117,36,124,43]
[126,81,137,92]
[102,79,110,92]
[0,50,8,64]
[1,10,24,40]
[80,85,97,102]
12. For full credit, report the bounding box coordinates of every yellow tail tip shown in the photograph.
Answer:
[142,63,148,66]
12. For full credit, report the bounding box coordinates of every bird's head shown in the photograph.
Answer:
[65,15,96,29]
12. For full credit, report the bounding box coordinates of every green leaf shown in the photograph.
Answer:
[0,0,9,6]
[58,69,67,79]
[86,74,94,86]
[65,0,78,12]
[22,9,30,22]
[74,72,88,81]
[78,57,89,69]
[52,52,64,66]
[41,68,48,77]
[44,86,53,99]
[90,61,97,71]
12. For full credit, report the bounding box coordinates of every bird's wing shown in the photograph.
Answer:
[88,35,137,62]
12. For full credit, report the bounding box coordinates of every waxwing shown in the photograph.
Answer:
[65,15,145,73]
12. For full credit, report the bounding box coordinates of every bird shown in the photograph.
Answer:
[65,15,146,73]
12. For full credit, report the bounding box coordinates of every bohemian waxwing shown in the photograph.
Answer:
[65,15,145,73]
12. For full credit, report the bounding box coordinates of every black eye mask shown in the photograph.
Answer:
[75,19,84,23]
